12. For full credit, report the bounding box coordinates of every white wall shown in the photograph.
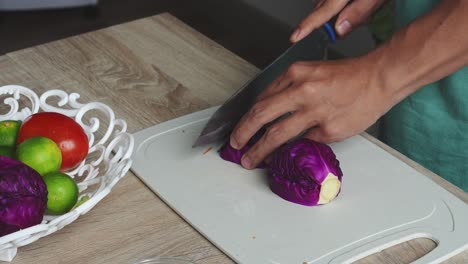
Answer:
[241,0,376,57]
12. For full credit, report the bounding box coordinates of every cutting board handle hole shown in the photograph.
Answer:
[351,237,437,264]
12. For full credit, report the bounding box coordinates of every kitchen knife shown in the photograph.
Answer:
[193,23,337,148]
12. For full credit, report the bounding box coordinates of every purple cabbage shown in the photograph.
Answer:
[0,156,48,237]
[269,139,343,206]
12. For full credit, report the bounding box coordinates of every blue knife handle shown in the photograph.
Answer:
[323,22,337,44]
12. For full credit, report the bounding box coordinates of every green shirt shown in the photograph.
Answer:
[379,0,468,191]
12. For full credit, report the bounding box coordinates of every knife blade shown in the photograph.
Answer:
[193,23,336,148]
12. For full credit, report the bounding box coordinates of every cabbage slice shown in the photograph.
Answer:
[219,129,266,169]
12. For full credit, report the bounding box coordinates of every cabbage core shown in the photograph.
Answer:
[318,173,341,204]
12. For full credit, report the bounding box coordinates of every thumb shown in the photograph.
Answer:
[335,0,386,36]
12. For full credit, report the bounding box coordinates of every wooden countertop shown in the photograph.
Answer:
[0,13,466,264]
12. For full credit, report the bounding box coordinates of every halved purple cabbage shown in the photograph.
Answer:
[0,156,48,236]
[269,138,343,206]
[218,132,344,206]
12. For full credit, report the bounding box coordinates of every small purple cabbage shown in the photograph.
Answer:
[269,138,343,206]
[219,129,266,169]
[0,156,48,237]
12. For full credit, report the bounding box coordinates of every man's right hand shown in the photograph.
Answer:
[291,0,386,43]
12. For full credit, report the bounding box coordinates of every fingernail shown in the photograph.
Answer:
[241,155,252,169]
[230,138,239,149]
[337,20,351,35]
[292,29,302,42]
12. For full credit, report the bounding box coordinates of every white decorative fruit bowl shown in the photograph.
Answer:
[0,85,134,262]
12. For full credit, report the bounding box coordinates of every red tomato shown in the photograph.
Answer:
[17,112,89,171]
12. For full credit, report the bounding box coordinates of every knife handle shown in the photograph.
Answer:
[322,23,337,44]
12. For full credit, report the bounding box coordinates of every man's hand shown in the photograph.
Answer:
[229,56,393,169]
[229,0,468,170]
[291,0,386,42]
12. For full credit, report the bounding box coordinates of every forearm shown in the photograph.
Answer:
[367,0,468,104]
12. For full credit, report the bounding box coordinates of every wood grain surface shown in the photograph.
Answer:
[0,13,466,264]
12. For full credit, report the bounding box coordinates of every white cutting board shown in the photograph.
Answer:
[131,107,468,264]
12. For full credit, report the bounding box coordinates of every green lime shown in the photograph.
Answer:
[0,120,21,147]
[0,146,15,158]
[17,136,62,176]
[43,172,79,215]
